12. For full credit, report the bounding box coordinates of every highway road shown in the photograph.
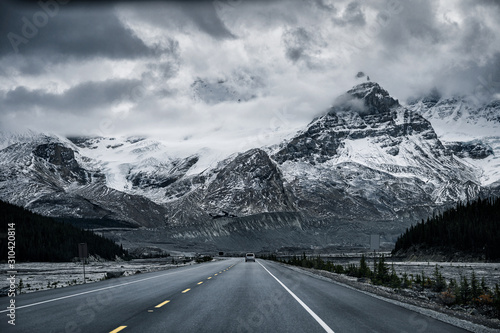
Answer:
[1,258,473,332]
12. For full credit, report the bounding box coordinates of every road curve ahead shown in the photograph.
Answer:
[1,258,471,333]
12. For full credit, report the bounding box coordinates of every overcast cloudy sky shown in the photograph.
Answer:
[1,0,500,154]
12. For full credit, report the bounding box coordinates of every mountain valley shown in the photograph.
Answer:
[1,82,499,253]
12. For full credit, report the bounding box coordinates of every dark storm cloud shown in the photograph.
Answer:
[146,61,179,80]
[282,27,327,69]
[310,0,337,13]
[430,52,500,100]
[458,17,494,56]
[118,1,236,40]
[0,1,161,60]
[1,78,141,112]
[340,0,500,101]
[11,57,48,76]
[375,0,443,48]
[373,0,499,57]
[333,1,366,27]
[179,2,236,39]
[283,27,311,63]
[462,0,500,12]
[1,0,499,143]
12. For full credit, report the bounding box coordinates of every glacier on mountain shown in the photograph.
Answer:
[1,82,498,252]
[407,92,500,187]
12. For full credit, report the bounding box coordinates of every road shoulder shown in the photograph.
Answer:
[267,260,500,333]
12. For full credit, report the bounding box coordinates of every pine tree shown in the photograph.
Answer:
[471,271,481,301]
[375,255,389,285]
[459,276,471,304]
[433,265,447,292]
[359,254,371,278]
[389,264,401,288]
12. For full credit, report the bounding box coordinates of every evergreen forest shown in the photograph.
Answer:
[0,200,130,262]
[392,197,500,260]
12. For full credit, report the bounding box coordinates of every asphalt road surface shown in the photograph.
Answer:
[1,258,473,333]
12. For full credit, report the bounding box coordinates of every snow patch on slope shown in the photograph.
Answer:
[408,98,500,186]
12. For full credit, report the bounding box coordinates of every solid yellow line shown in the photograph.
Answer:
[155,300,170,308]
[182,288,191,293]
[110,326,127,333]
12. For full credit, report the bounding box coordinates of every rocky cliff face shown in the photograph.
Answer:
[444,141,494,160]
[202,148,295,216]
[33,142,94,184]
[345,81,399,114]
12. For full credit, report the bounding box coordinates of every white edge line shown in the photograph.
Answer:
[258,261,335,333]
[280,263,498,333]
[0,262,226,313]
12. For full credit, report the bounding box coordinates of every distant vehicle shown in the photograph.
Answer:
[245,253,255,262]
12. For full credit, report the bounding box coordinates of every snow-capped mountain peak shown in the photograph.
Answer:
[334,82,400,115]
[0,81,498,250]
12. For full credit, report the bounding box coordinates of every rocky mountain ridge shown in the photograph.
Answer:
[0,134,168,228]
[1,82,498,252]
[407,89,500,187]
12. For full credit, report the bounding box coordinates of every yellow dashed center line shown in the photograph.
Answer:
[110,264,238,333]
[155,300,170,308]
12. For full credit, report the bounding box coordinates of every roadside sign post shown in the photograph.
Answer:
[78,243,88,283]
